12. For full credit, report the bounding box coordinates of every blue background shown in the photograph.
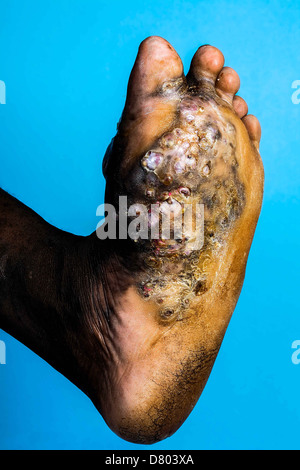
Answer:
[0,0,299,450]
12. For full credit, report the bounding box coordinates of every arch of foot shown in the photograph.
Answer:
[133,92,246,321]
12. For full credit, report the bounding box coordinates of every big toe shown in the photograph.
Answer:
[107,37,185,178]
[126,36,184,101]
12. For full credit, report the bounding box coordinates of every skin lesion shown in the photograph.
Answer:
[106,89,247,324]
[0,38,264,446]
[94,42,263,440]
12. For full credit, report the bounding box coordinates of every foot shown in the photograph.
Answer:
[91,37,264,444]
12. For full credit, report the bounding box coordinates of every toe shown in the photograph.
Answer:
[108,37,184,177]
[232,95,248,118]
[187,45,224,84]
[126,36,184,100]
[215,67,240,103]
[242,114,261,148]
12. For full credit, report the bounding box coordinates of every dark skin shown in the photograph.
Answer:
[0,37,263,444]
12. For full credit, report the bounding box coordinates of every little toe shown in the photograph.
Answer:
[242,114,261,148]
[215,66,240,103]
[187,45,225,84]
[233,95,248,118]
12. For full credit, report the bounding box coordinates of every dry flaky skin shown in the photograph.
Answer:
[0,37,264,445]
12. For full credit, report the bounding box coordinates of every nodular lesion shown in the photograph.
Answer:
[117,98,247,317]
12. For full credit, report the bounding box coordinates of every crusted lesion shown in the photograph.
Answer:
[121,92,246,319]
